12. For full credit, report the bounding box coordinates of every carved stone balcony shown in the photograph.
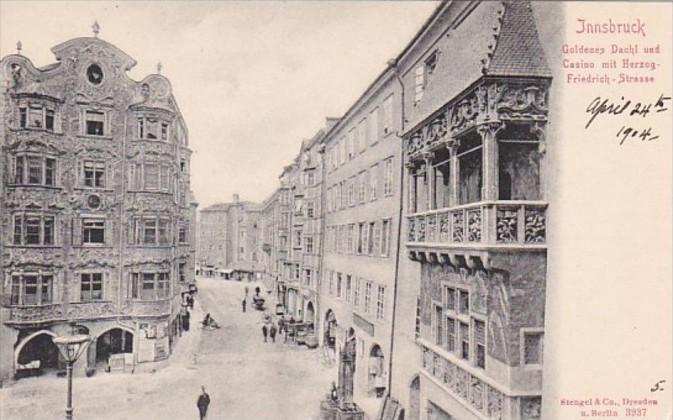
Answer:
[7,301,118,324]
[406,201,546,268]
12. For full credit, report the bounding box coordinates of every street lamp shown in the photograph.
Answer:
[52,328,92,420]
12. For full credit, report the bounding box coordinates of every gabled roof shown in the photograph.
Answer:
[403,0,552,130]
[51,37,137,71]
[485,1,552,77]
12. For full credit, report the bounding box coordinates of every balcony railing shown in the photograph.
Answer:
[407,201,546,246]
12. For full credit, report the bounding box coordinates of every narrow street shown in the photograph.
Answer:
[1,277,336,420]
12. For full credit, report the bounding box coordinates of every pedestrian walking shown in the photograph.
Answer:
[262,324,268,342]
[242,298,246,312]
[197,386,210,420]
[270,323,277,343]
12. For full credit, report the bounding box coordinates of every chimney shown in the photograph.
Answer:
[233,193,239,204]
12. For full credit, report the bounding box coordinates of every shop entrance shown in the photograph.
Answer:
[95,328,133,368]
[15,331,61,379]
[368,344,386,397]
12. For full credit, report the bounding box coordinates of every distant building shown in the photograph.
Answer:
[281,122,335,326]
[258,188,280,291]
[0,32,197,382]
[197,194,261,280]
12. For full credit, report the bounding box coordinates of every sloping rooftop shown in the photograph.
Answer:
[486,1,552,77]
[406,0,551,130]
[201,200,260,212]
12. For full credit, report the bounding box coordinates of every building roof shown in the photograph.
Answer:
[403,0,552,132]
[201,200,260,212]
[201,203,233,212]
[485,1,552,78]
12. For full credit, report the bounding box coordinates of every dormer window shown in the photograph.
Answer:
[85,111,105,136]
[425,51,438,75]
[414,65,425,104]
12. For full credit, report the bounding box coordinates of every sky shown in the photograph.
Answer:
[0,1,438,209]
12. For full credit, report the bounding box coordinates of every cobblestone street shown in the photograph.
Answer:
[1,277,336,420]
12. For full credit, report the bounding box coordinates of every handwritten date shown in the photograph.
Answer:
[586,93,670,129]
[585,93,670,145]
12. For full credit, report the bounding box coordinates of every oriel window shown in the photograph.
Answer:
[13,214,55,245]
[29,106,43,128]
[27,156,43,184]
[9,274,53,305]
[146,118,159,139]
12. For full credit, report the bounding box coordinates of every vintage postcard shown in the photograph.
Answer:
[0,1,670,420]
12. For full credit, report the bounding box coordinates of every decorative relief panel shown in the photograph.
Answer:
[520,396,542,419]
[524,208,546,243]
[8,302,119,323]
[496,207,518,242]
[420,343,514,420]
[406,80,549,159]
[451,212,464,242]
[467,209,482,242]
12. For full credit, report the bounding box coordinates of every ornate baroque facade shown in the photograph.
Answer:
[0,33,197,382]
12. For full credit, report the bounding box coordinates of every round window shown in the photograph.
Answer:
[87,194,101,210]
[86,64,104,85]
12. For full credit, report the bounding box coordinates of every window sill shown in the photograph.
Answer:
[6,303,56,308]
[128,245,174,248]
[128,190,173,195]
[7,184,62,190]
[77,135,113,141]
[6,245,61,249]
[133,138,172,144]
[75,300,113,304]
[75,244,110,248]
[74,187,114,192]
[13,127,63,135]
[127,298,172,302]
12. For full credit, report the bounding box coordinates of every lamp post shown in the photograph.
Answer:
[52,328,92,420]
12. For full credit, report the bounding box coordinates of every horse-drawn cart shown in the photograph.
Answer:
[252,296,265,310]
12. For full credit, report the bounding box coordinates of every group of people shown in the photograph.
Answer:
[241,285,265,313]
[261,321,278,342]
